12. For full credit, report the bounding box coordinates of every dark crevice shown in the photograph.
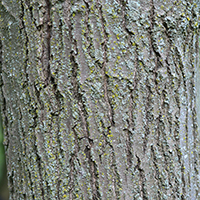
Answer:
[70,48,92,145]
[0,40,9,148]
[174,46,187,90]
[124,74,138,168]
[135,43,152,154]
[28,4,42,31]
[104,74,115,126]
[2,110,8,147]
[69,11,100,198]
[33,83,44,110]
[159,87,175,193]
[125,129,133,168]
[148,0,163,66]
[181,163,186,198]
[67,8,85,187]
[50,76,64,116]
[171,41,187,197]
[71,48,100,200]
[100,122,121,199]
[119,0,135,39]
[72,125,80,153]
[17,4,45,189]
[148,0,164,111]
[20,0,29,88]
[135,155,148,200]
[96,121,120,199]
[23,193,27,199]
[172,45,188,196]
[82,0,96,60]
[143,82,151,153]
[8,171,14,197]
[46,184,51,200]
[97,3,115,127]
[20,3,38,171]
[42,0,52,86]
[84,145,101,200]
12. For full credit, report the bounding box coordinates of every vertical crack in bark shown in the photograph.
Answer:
[84,145,101,200]
[20,3,43,198]
[68,155,76,199]
[8,171,14,199]
[173,46,188,196]
[160,89,177,195]
[102,127,122,199]
[173,45,188,101]
[67,11,82,197]
[71,53,101,200]
[124,65,138,167]
[70,51,92,144]
[20,1,51,198]
[28,3,42,31]
[98,2,115,126]
[1,0,199,199]
[171,57,185,197]
[135,154,148,200]
[0,40,9,149]
[43,0,52,86]
[125,129,133,168]
[118,0,135,40]
[134,40,152,154]
[20,0,39,131]
[119,0,127,30]
[42,2,65,196]
[161,12,187,162]
[143,83,151,153]
[99,121,121,199]
[124,82,137,168]
[148,2,189,197]
[149,0,163,70]
[69,12,101,197]
[82,0,96,60]
[181,163,186,199]
[20,1,29,84]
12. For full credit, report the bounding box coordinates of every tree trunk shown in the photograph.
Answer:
[0,0,199,199]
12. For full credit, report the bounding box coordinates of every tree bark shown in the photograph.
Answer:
[0,0,199,199]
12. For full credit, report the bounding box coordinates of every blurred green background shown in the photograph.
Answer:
[0,113,8,200]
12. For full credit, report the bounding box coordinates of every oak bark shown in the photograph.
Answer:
[0,0,200,199]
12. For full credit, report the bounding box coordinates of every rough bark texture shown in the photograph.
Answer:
[0,0,200,199]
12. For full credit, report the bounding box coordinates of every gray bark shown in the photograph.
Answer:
[0,0,200,199]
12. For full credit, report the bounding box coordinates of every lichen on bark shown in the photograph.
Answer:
[0,0,200,199]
